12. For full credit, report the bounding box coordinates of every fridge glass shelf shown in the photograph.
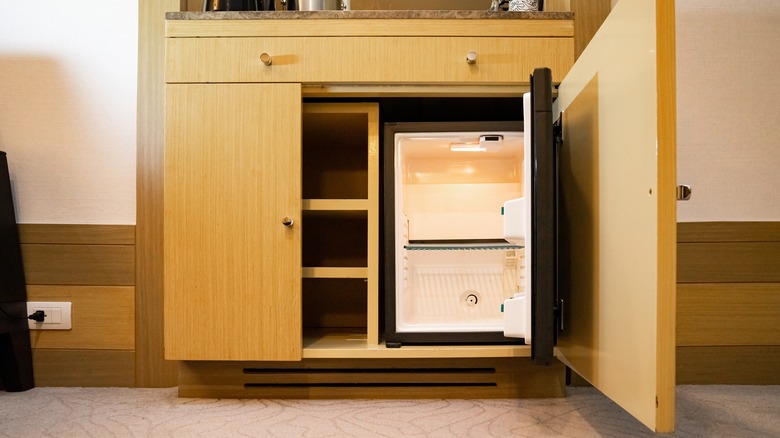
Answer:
[404,243,523,251]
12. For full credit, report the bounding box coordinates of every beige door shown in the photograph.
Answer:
[554,0,676,433]
[164,83,303,361]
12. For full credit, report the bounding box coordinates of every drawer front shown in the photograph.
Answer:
[166,37,573,84]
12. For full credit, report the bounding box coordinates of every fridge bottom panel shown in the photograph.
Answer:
[395,249,525,336]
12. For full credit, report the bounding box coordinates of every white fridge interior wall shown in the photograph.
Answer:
[393,129,530,334]
[0,1,138,224]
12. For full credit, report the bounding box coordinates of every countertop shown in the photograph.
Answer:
[166,10,573,20]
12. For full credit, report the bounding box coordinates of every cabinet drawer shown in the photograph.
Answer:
[166,36,573,84]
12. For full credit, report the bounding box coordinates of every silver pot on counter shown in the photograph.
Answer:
[297,0,347,10]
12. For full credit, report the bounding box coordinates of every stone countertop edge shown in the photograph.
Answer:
[165,11,573,20]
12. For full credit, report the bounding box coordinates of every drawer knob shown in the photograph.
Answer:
[260,52,272,66]
[281,217,294,227]
[466,51,477,64]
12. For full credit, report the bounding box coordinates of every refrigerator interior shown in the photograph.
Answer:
[391,121,532,339]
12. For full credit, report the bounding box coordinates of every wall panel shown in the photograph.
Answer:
[19,224,136,387]
[676,222,780,384]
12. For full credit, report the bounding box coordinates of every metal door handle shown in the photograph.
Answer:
[281,217,294,227]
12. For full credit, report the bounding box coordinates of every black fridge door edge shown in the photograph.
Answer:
[530,67,557,365]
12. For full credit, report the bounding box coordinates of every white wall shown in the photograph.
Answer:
[676,1,780,221]
[0,1,138,224]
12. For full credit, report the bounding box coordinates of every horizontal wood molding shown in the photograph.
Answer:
[20,224,135,287]
[678,221,780,243]
[677,242,780,283]
[677,346,780,385]
[677,283,780,347]
[27,285,135,350]
[21,244,135,286]
[18,224,135,245]
[32,350,136,387]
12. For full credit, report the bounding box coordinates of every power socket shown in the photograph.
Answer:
[27,302,72,330]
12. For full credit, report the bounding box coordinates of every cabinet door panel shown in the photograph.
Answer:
[164,83,302,361]
[554,0,675,433]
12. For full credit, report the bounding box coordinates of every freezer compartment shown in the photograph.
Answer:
[397,246,525,333]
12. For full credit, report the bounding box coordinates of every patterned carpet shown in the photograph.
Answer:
[1,386,779,437]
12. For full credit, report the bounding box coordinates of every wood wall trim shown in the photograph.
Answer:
[21,244,134,286]
[677,346,780,385]
[678,283,780,347]
[18,224,135,245]
[570,0,611,59]
[136,0,181,387]
[678,242,780,283]
[678,221,780,243]
[676,221,780,385]
[32,350,135,387]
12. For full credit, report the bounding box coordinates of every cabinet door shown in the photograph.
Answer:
[164,83,302,361]
[554,0,676,433]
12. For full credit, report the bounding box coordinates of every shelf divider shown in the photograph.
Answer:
[303,267,369,279]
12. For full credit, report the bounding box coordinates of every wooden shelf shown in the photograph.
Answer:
[302,267,368,278]
[302,330,531,359]
[303,199,369,211]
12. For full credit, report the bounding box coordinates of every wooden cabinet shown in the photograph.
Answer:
[164,14,575,363]
[164,4,676,433]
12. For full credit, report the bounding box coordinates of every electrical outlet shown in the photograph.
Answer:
[26,302,72,330]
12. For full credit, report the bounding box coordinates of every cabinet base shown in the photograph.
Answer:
[178,357,566,399]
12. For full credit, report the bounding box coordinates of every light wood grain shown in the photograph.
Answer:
[678,221,780,243]
[165,36,574,84]
[21,244,135,286]
[570,0,611,59]
[164,83,302,361]
[677,346,780,385]
[302,199,369,211]
[302,331,532,359]
[27,285,135,350]
[18,224,134,245]
[137,0,181,387]
[32,350,135,387]
[655,0,677,432]
[677,283,780,347]
[678,242,780,283]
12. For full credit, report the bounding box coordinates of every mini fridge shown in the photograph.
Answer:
[384,69,558,364]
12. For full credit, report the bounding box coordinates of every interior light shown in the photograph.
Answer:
[450,142,486,152]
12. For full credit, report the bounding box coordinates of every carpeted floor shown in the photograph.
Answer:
[1,386,779,437]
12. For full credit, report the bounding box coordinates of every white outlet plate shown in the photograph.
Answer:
[27,301,72,330]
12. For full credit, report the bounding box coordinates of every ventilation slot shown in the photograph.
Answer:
[241,367,500,391]
[245,382,496,388]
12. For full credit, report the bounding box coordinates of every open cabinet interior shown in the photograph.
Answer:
[300,103,378,345]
